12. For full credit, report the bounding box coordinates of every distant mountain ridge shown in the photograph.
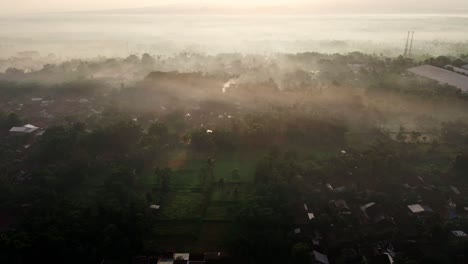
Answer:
[73,3,468,15]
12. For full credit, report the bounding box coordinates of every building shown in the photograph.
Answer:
[451,230,467,238]
[9,124,39,134]
[360,202,387,224]
[311,250,330,264]
[444,65,468,76]
[407,204,433,215]
[408,65,468,92]
[330,199,352,215]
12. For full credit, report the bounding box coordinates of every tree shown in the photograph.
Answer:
[148,122,169,139]
[158,168,171,193]
[0,112,21,130]
[410,131,422,143]
[141,53,155,69]
[396,126,407,142]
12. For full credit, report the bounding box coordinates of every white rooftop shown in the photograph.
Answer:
[448,65,468,75]
[313,250,330,264]
[9,124,39,134]
[408,204,431,213]
[361,202,376,210]
[452,230,467,237]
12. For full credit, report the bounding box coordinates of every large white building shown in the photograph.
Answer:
[408,65,468,92]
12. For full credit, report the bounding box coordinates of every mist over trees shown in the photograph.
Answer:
[0,49,468,264]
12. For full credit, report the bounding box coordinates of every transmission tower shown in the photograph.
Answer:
[408,31,415,57]
[403,31,410,57]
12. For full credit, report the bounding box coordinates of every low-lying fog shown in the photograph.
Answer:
[1,13,468,59]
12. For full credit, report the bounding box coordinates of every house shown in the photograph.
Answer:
[311,250,330,264]
[360,202,395,225]
[444,65,468,75]
[360,202,387,224]
[308,213,315,220]
[330,199,352,215]
[150,204,161,210]
[304,203,315,220]
[9,124,39,134]
[407,204,433,215]
[451,230,467,238]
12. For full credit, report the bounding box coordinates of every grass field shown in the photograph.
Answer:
[159,191,205,220]
[151,145,338,249]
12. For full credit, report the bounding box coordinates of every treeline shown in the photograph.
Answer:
[0,120,178,263]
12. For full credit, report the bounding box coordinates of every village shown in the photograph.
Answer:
[1,52,468,264]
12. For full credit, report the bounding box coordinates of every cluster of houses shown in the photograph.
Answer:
[290,175,468,264]
[1,96,104,129]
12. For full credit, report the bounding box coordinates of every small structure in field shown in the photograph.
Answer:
[9,124,39,134]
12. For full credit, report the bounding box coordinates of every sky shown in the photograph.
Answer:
[1,0,468,14]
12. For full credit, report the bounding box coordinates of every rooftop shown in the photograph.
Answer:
[312,250,330,264]
[9,124,39,133]
[452,230,467,237]
[408,65,468,92]
[407,204,432,214]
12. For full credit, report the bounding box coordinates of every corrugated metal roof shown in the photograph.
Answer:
[408,65,468,92]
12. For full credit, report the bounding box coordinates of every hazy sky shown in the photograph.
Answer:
[2,0,468,14]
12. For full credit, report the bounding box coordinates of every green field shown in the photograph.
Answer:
[159,191,205,220]
[150,146,339,249]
